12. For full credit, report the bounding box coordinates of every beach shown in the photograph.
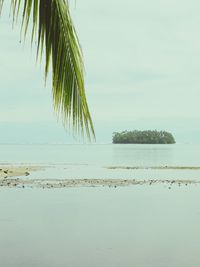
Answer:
[0,166,44,179]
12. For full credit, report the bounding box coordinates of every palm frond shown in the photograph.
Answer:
[0,1,3,15]
[0,0,95,140]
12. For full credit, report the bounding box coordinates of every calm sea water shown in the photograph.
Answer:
[1,144,200,266]
[0,143,200,179]
[1,186,200,267]
[1,143,200,165]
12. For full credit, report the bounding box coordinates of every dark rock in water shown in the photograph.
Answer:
[25,172,30,176]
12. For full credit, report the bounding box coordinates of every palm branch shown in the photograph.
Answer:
[0,0,95,140]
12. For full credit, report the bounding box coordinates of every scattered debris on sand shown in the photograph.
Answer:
[106,166,200,170]
[0,177,198,189]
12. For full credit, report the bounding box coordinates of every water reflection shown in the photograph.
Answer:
[0,186,200,267]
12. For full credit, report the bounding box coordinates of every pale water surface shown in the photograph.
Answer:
[0,143,200,179]
[0,144,200,267]
[0,186,200,267]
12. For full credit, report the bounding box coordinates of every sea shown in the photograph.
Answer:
[0,143,200,180]
[0,143,200,267]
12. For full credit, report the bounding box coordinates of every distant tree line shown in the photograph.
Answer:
[112,130,176,144]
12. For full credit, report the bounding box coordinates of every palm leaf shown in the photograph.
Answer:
[0,0,95,140]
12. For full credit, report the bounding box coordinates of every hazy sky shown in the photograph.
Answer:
[0,0,200,143]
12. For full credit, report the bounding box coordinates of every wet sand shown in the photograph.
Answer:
[0,166,44,180]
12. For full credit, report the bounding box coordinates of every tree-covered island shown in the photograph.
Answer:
[112,130,176,144]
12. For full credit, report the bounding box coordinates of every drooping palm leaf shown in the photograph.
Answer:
[0,0,95,139]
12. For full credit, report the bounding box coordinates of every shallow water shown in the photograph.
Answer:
[0,185,200,267]
[1,144,200,180]
[1,143,200,166]
[1,144,200,266]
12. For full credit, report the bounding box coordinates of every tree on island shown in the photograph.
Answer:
[0,0,95,139]
[113,130,176,144]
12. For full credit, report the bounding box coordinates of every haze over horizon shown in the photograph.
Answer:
[0,0,200,144]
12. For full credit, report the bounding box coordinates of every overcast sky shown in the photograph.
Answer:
[0,0,200,143]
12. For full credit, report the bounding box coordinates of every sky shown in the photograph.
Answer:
[0,0,200,143]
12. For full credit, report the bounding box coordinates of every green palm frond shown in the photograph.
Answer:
[0,0,95,140]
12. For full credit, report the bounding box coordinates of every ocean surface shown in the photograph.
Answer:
[0,143,200,180]
[1,143,200,267]
[1,185,200,267]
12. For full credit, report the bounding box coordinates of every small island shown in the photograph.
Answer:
[112,130,176,144]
